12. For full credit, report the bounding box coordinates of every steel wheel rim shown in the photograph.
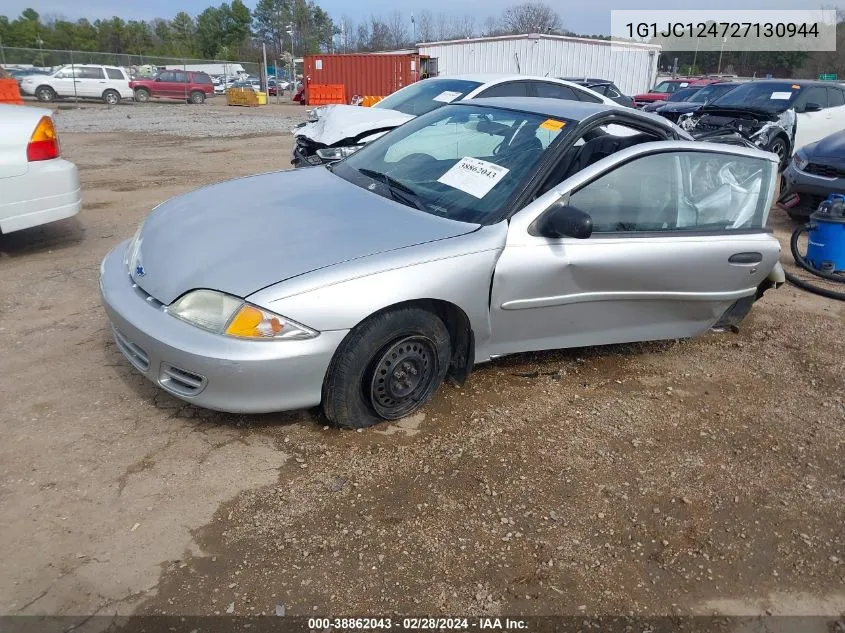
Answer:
[106,93,118,104]
[37,88,51,101]
[771,141,785,159]
[368,335,438,420]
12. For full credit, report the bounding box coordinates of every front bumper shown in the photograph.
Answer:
[291,144,325,168]
[99,243,349,414]
[778,162,845,218]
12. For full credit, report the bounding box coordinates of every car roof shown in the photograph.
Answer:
[559,77,611,84]
[458,97,689,135]
[457,96,623,121]
[438,73,598,87]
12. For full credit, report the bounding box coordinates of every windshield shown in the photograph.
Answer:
[710,82,802,111]
[667,87,700,102]
[688,83,739,104]
[334,104,571,224]
[653,80,690,93]
[372,79,482,116]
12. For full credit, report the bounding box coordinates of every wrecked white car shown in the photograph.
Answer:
[291,74,616,167]
[679,80,845,169]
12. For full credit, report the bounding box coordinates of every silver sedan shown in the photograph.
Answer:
[100,98,784,428]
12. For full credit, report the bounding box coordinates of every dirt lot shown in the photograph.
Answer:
[1,104,843,624]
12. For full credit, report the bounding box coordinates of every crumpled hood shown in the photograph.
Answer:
[131,167,478,305]
[294,104,415,146]
[658,102,702,114]
[803,130,845,159]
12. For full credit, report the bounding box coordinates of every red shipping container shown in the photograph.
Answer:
[303,53,423,105]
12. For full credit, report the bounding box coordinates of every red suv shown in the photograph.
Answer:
[130,70,214,104]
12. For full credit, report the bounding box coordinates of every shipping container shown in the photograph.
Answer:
[418,34,661,96]
[303,53,425,104]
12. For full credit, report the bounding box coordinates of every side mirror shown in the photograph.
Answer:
[802,102,822,113]
[536,201,593,239]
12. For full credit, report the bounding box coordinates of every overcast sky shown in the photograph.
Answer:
[4,0,842,36]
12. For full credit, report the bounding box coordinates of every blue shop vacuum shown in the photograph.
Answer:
[786,193,845,300]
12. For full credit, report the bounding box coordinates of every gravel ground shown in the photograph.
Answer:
[1,110,844,626]
[45,100,308,138]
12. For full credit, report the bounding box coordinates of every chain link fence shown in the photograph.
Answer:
[0,46,269,80]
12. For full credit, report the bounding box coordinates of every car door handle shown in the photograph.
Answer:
[729,252,763,264]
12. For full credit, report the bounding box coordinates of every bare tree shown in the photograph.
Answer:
[435,12,452,40]
[338,14,355,52]
[416,10,434,42]
[385,9,408,49]
[501,2,562,34]
[453,14,475,38]
[480,16,500,37]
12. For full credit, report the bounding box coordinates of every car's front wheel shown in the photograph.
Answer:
[35,85,56,102]
[189,91,205,104]
[767,136,789,171]
[322,307,451,429]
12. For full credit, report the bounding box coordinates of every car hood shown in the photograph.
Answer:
[131,166,478,305]
[659,102,702,114]
[695,105,781,121]
[294,104,415,146]
[634,92,668,101]
[803,130,845,158]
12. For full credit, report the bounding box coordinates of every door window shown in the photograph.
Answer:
[567,151,773,233]
[477,81,530,98]
[827,87,845,107]
[172,71,189,83]
[158,71,176,82]
[793,86,828,110]
[55,67,81,78]
[604,85,623,99]
[106,68,125,80]
[79,67,105,79]
[533,82,579,101]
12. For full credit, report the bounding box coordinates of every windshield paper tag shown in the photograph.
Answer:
[432,90,462,103]
[437,157,510,199]
[540,119,565,131]
[770,92,793,100]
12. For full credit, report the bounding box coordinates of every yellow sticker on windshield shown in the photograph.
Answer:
[540,119,565,131]
[791,84,801,89]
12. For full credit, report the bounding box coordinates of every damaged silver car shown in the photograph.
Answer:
[679,80,845,169]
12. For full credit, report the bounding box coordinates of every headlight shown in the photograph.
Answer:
[124,222,144,270]
[167,289,318,340]
[307,106,326,122]
[792,151,808,172]
[316,145,363,161]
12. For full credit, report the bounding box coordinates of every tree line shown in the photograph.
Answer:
[1,1,841,80]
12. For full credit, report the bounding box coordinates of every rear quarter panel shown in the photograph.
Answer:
[0,105,46,179]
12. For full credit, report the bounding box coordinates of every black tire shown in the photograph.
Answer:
[35,85,56,103]
[102,89,120,105]
[134,88,150,103]
[189,91,205,104]
[767,136,789,171]
[322,307,451,429]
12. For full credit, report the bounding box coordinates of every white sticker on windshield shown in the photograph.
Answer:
[679,82,689,87]
[770,91,793,100]
[437,157,510,199]
[432,90,462,103]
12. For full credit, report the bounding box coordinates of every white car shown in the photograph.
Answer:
[291,74,619,166]
[19,64,133,105]
[0,105,81,233]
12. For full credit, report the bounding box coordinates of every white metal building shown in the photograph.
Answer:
[417,34,661,95]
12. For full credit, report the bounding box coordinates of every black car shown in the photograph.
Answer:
[558,78,634,107]
[681,80,845,170]
[778,130,845,220]
[654,82,742,123]
[640,87,702,112]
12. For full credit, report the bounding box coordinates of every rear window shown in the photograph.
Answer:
[106,68,125,80]
[194,73,213,85]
